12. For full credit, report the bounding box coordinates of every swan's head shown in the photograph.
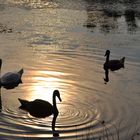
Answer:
[105,50,110,56]
[53,90,62,102]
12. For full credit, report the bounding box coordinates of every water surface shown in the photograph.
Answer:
[0,0,140,139]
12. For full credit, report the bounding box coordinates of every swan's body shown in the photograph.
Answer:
[18,98,54,118]
[0,69,23,86]
[18,90,62,133]
[104,50,125,71]
[0,59,23,88]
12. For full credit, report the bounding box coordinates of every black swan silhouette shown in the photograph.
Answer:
[104,50,125,71]
[18,90,62,136]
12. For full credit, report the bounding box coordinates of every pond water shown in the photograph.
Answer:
[0,0,140,140]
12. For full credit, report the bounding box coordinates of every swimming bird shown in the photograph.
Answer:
[18,90,62,136]
[0,59,23,88]
[104,50,125,71]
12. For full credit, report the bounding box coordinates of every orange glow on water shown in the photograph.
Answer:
[23,70,70,104]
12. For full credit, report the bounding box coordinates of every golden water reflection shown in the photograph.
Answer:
[24,70,75,105]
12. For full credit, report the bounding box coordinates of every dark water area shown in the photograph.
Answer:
[0,0,140,140]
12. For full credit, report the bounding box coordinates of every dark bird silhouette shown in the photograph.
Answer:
[104,69,109,84]
[18,90,62,137]
[104,50,125,71]
[0,59,23,89]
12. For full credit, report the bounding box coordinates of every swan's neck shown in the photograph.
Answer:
[53,94,57,111]
[106,53,110,62]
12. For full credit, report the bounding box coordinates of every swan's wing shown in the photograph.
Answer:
[33,99,53,108]
[108,60,119,66]
[104,60,120,69]
[108,60,124,71]
[29,99,53,117]
[1,72,21,85]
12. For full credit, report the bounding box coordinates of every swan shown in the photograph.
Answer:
[18,90,62,136]
[104,50,125,71]
[0,59,24,88]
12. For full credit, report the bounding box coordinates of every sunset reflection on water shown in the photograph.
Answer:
[23,69,74,105]
[0,0,140,139]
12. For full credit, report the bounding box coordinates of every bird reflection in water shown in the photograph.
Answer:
[0,79,23,112]
[103,50,125,84]
[104,69,109,84]
[18,90,62,137]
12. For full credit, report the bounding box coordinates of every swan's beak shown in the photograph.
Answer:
[104,52,107,56]
[58,96,62,102]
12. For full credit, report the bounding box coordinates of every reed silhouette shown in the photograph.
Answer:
[18,90,62,137]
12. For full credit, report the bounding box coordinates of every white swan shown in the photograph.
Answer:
[0,59,24,88]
